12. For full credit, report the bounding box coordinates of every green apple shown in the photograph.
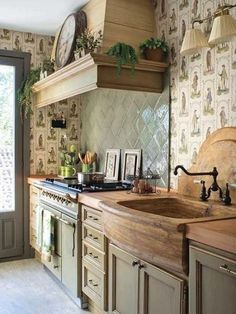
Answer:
[70,144,76,153]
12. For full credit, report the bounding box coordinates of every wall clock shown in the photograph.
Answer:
[55,11,87,69]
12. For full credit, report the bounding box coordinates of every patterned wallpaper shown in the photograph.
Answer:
[0,28,81,175]
[155,0,236,189]
[80,88,169,187]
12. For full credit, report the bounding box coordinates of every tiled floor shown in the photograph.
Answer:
[0,259,90,314]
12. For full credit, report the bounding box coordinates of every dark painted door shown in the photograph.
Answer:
[0,53,27,259]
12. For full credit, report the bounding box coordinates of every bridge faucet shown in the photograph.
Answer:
[173,165,231,205]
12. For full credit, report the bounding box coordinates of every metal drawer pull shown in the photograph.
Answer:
[132,261,139,267]
[53,265,59,269]
[89,279,98,287]
[219,264,236,276]
[88,234,98,240]
[139,264,145,269]
[89,252,98,259]
[88,215,99,221]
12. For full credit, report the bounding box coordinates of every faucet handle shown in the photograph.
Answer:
[193,179,202,184]
[222,183,231,205]
[200,180,208,201]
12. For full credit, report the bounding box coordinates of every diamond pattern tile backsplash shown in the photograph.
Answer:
[81,88,169,187]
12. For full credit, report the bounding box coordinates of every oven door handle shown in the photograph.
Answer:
[53,214,75,228]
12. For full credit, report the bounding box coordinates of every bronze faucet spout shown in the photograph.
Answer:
[173,165,230,205]
[173,165,217,177]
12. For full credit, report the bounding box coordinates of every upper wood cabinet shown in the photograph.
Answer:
[109,244,186,314]
[189,245,236,314]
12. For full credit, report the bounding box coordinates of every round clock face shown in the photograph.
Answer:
[55,14,76,69]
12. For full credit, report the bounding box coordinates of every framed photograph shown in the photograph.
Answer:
[104,149,121,181]
[122,149,141,181]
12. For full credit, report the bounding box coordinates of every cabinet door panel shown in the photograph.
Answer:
[190,246,236,314]
[109,244,139,314]
[139,262,185,314]
[61,216,79,297]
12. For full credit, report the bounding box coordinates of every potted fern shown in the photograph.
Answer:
[74,29,103,59]
[140,38,169,62]
[106,42,138,75]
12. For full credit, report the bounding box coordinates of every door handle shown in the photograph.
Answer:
[219,264,236,276]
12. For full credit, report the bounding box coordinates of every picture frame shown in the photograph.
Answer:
[104,149,121,181]
[122,149,141,181]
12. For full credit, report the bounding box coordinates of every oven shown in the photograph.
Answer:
[36,178,131,308]
[39,188,86,308]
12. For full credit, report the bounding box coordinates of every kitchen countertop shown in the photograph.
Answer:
[28,176,236,255]
[27,175,56,185]
[186,219,236,255]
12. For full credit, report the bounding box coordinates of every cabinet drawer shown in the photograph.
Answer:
[30,185,40,200]
[83,241,106,272]
[82,205,103,231]
[82,260,106,308]
[83,224,106,252]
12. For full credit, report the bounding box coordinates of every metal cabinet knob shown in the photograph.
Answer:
[132,261,139,267]
[138,264,145,269]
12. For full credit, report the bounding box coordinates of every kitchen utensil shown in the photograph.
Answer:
[77,172,105,184]
[78,153,85,164]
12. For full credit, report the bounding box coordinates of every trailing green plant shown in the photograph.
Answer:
[17,67,40,119]
[42,58,55,74]
[75,28,103,56]
[106,42,138,75]
[139,37,169,55]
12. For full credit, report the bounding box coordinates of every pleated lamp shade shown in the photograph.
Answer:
[208,14,236,45]
[180,28,210,55]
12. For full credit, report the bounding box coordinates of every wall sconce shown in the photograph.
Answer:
[181,4,236,55]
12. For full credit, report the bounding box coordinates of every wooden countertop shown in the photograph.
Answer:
[186,219,236,255]
[28,176,236,254]
[27,175,56,185]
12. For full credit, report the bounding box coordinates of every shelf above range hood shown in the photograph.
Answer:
[32,53,169,108]
[32,0,169,108]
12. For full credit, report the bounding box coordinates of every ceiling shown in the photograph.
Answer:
[0,0,89,36]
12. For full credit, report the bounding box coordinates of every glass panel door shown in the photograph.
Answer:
[0,52,28,259]
[0,65,15,213]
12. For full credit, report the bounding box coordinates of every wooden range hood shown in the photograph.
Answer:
[33,0,169,108]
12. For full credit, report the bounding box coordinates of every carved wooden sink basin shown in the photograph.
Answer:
[117,198,213,219]
[100,196,236,274]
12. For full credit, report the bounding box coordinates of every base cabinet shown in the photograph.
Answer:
[109,244,186,314]
[189,245,236,314]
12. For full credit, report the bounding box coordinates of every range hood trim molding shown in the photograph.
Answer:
[32,53,169,108]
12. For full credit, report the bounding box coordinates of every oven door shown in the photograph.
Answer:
[61,213,81,298]
[40,202,62,281]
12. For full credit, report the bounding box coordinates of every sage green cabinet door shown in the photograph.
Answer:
[190,246,236,314]
[139,261,186,314]
[61,216,79,297]
[109,244,139,314]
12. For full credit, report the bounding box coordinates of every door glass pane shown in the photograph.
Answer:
[0,65,15,212]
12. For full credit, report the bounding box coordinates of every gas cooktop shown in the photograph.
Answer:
[43,178,132,193]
